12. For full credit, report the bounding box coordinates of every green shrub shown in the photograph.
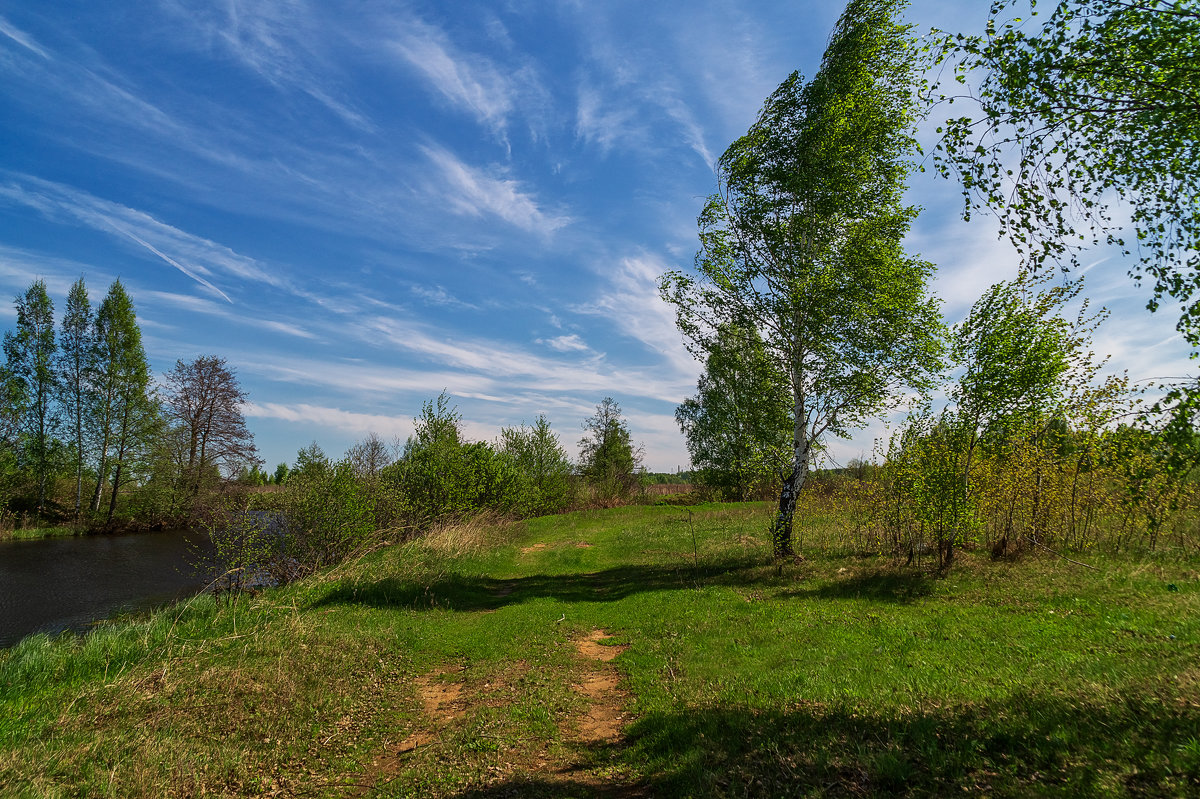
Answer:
[384,393,535,527]
[280,459,377,570]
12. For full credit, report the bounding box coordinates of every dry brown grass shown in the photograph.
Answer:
[421,511,521,558]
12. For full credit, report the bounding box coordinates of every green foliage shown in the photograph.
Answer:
[4,505,1200,795]
[933,1,1200,341]
[2,280,60,516]
[877,276,1166,558]
[385,393,529,526]
[88,281,158,522]
[0,279,258,528]
[279,459,378,572]
[881,407,976,566]
[292,441,330,480]
[498,414,575,516]
[578,397,642,503]
[272,462,289,485]
[641,471,694,485]
[662,0,944,557]
[236,465,270,486]
[58,277,95,517]
[953,277,1082,433]
[106,289,156,522]
[676,323,791,500]
[200,504,285,592]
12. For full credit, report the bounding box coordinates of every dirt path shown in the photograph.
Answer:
[353,629,639,796]
[572,629,630,744]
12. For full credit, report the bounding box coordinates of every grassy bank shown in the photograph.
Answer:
[0,525,83,542]
[2,503,1199,796]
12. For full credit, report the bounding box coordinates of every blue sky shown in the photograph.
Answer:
[0,0,1192,472]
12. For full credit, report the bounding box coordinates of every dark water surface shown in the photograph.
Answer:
[0,528,212,648]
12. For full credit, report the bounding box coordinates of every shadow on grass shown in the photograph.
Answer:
[781,570,934,604]
[311,556,773,613]
[312,559,942,614]
[448,694,1200,798]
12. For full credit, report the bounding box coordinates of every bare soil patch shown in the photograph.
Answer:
[568,629,631,744]
[575,672,626,743]
[414,669,465,722]
[575,629,629,662]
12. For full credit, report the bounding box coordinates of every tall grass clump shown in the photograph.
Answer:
[0,593,224,700]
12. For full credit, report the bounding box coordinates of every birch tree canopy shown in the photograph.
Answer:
[661,0,944,559]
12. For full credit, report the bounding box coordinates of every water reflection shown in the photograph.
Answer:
[0,528,213,648]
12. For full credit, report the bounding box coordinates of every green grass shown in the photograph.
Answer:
[2,502,1199,797]
[1,525,82,541]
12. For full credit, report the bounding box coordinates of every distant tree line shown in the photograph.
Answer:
[209,394,651,589]
[1,278,258,528]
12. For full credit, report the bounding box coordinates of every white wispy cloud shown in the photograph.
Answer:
[0,15,49,59]
[158,0,373,131]
[538,334,590,353]
[0,174,303,301]
[236,354,500,399]
[575,84,639,155]
[409,283,478,310]
[565,4,763,167]
[421,145,569,236]
[0,246,109,300]
[574,75,713,167]
[142,290,316,339]
[574,253,699,392]
[246,307,688,407]
[243,401,415,439]
[389,16,516,139]
[114,227,231,302]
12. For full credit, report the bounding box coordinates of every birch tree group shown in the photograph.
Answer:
[1,278,258,524]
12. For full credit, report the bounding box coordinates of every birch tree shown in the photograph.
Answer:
[676,323,792,500]
[661,0,943,558]
[934,1,1200,340]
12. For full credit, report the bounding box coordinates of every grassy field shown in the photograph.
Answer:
[2,502,1199,797]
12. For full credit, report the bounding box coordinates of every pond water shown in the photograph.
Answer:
[0,528,213,648]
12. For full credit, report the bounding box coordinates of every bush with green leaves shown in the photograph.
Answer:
[578,397,643,504]
[498,414,575,516]
[872,275,1200,558]
[279,458,378,571]
[879,408,976,567]
[384,393,531,527]
[198,504,285,593]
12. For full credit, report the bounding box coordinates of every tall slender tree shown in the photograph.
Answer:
[58,277,95,517]
[89,281,145,514]
[661,0,943,558]
[103,303,154,522]
[3,280,59,515]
